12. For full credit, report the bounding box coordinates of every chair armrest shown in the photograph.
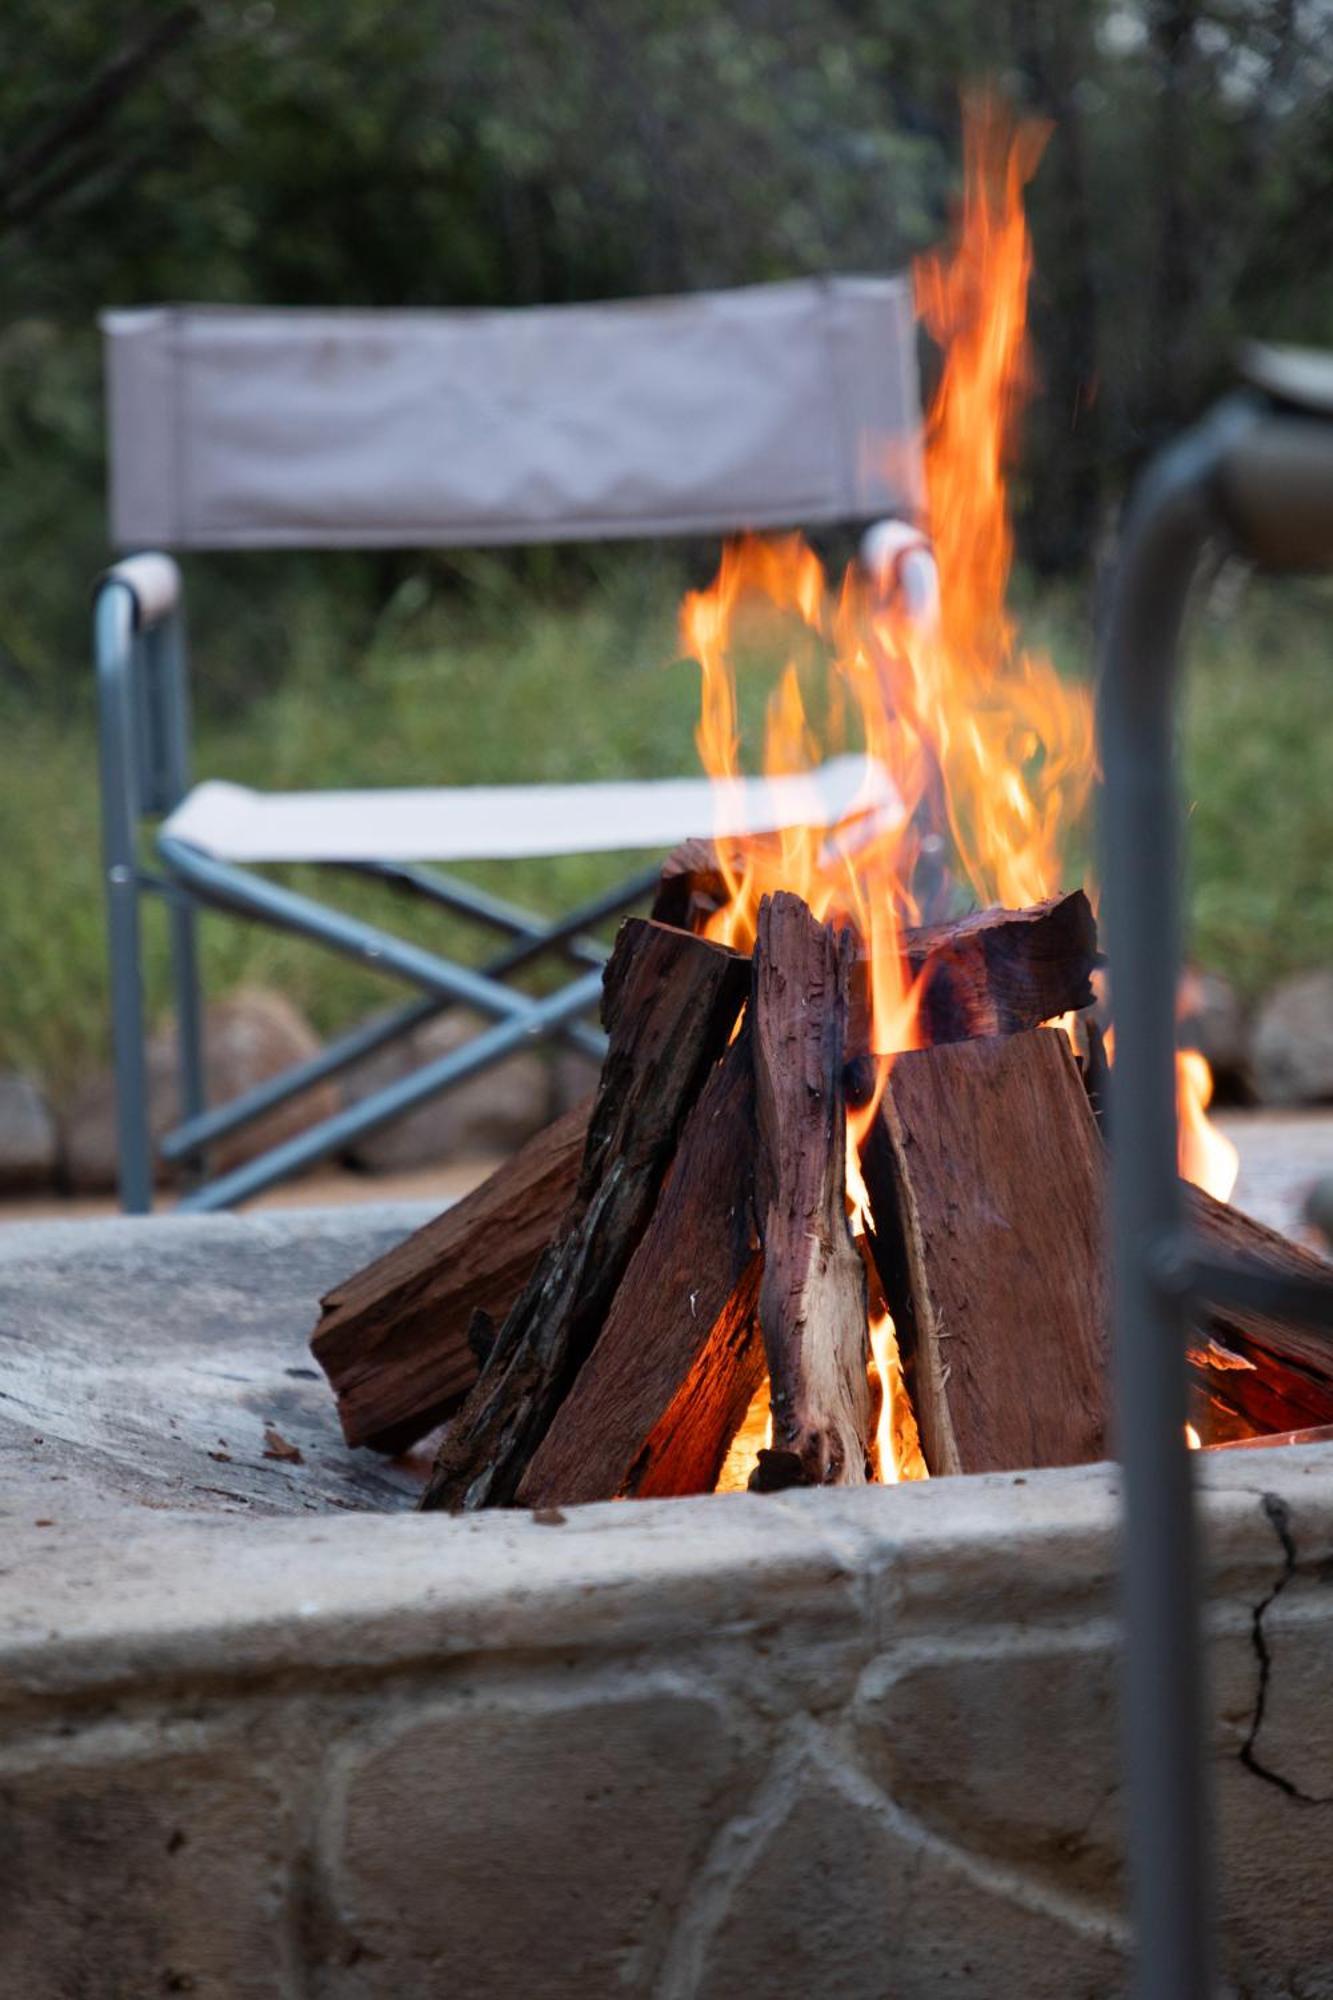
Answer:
[97,552,182,629]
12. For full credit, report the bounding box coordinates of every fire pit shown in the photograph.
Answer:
[2,1209,1331,1997]
[16,91,1331,1999]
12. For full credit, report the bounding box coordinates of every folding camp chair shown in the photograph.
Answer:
[95,280,924,1213]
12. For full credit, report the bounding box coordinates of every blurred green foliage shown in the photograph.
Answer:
[1,4,1330,1089]
[3,1,1333,706]
[1,559,1328,1092]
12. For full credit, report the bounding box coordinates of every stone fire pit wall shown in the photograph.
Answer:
[1,1213,1331,1998]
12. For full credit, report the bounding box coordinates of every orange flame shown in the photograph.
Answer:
[1103,1025,1241,1204]
[1177,1047,1240,1204]
[691,100,1233,1485]
[869,1307,929,1484]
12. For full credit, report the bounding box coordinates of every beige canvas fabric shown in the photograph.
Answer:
[103,281,922,550]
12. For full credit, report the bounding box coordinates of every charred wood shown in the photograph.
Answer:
[310,1100,590,1453]
[419,919,749,1511]
[752,892,871,1486]
[861,1027,1109,1475]
[518,1024,763,1506]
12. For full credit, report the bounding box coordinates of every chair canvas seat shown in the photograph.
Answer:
[161,758,902,865]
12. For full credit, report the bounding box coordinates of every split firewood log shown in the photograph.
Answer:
[419,918,749,1511]
[310,1100,591,1452]
[1187,1187,1333,1439]
[654,843,1097,1047]
[517,1022,763,1506]
[751,891,871,1486]
[860,1026,1109,1475]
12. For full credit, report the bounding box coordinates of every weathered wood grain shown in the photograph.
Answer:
[862,1026,1109,1475]
[517,1024,763,1506]
[1188,1186,1333,1438]
[653,845,1096,1049]
[420,919,750,1511]
[752,892,871,1486]
[310,1101,590,1452]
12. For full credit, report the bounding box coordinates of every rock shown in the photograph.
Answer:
[1251,969,1333,1107]
[60,987,341,1191]
[1178,967,1250,1096]
[323,1685,748,1995]
[550,1045,602,1119]
[342,1007,554,1173]
[0,1073,58,1191]
[1303,1174,1333,1250]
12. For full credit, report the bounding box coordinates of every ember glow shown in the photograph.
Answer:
[690,99,1235,1486]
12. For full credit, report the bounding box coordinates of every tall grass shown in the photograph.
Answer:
[1,558,1327,1103]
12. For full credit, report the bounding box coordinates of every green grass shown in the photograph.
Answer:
[1,558,1328,1104]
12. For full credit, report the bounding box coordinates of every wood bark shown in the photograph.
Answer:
[420,919,750,1511]
[517,1024,763,1507]
[752,892,871,1486]
[310,1101,590,1452]
[898,891,1097,1046]
[653,846,1097,1048]
[1187,1186,1333,1439]
[861,1026,1109,1475]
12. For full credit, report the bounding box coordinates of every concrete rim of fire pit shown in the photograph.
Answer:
[2,1209,1331,1999]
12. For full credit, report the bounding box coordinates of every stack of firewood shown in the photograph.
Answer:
[311,857,1333,1508]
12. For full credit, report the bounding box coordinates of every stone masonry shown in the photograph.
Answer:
[1,1212,1331,1998]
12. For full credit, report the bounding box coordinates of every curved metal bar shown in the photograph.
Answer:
[175,965,607,1213]
[93,579,153,1213]
[1098,368,1333,1998]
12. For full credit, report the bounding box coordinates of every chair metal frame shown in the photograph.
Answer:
[95,284,922,1213]
[95,553,656,1213]
[1099,343,1333,1998]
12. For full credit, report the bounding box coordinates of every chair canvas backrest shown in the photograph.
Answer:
[102,280,922,552]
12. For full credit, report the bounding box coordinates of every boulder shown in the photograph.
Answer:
[61,988,340,1191]
[550,1046,603,1119]
[342,1007,554,1173]
[1178,968,1250,1097]
[1251,969,1333,1107]
[0,1073,58,1191]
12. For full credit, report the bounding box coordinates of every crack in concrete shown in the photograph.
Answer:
[1240,1492,1331,1807]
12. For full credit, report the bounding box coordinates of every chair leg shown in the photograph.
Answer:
[95,581,155,1214]
[105,860,153,1214]
[168,893,207,1181]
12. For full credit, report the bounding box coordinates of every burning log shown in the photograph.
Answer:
[517,1025,763,1507]
[751,892,871,1486]
[861,1026,1109,1476]
[654,844,1096,1047]
[310,1100,590,1452]
[1188,1187,1333,1439]
[901,892,1097,1045]
[419,919,749,1512]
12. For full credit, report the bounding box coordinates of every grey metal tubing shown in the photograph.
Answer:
[157,907,612,1166]
[153,856,645,1162]
[348,856,663,939]
[152,615,207,1149]
[94,581,154,1214]
[1099,382,1333,2000]
[175,963,607,1212]
[1100,398,1258,2000]
[158,835,602,1031]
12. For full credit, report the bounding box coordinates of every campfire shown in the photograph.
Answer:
[311,103,1333,1505]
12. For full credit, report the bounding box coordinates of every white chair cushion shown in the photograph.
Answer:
[160,758,901,865]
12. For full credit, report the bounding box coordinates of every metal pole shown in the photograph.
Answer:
[175,963,607,1212]
[93,583,154,1215]
[1098,401,1256,2000]
[1100,359,1333,1996]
